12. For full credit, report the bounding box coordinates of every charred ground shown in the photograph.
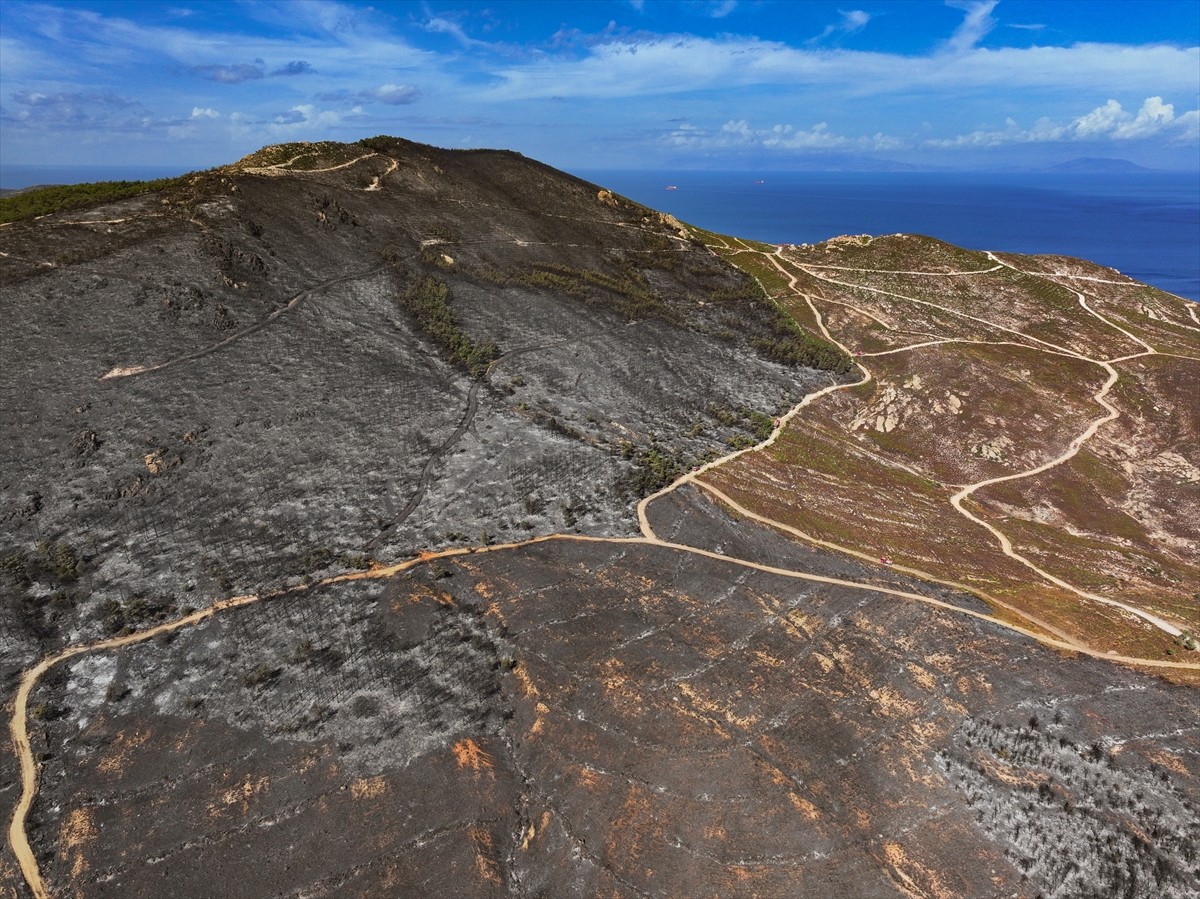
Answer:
[2,140,1198,898]
[0,137,842,660]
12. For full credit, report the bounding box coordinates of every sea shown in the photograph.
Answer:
[575,170,1200,302]
[3,164,1197,301]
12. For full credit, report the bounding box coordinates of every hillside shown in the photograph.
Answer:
[699,233,1199,660]
[2,139,1198,899]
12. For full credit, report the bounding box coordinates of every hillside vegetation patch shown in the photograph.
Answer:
[395,275,500,378]
[0,178,182,224]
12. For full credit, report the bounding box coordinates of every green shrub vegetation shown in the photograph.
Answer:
[640,230,680,270]
[357,135,422,157]
[100,594,176,636]
[719,267,850,373]
[395,276,500,378]
[0,178,183,225]
[708,405,778,444]
[1,541,82,585]
[468,261,674,322]
[627,443,691,496]
[748,410,776,441]
[752,309,853,374]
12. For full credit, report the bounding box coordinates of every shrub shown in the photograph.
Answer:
[0,178,183,224]
[394,276,500,378]
[338,552,372,571]
[628,444,690,496]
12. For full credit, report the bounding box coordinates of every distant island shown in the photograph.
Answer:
[1044,157,1157,173]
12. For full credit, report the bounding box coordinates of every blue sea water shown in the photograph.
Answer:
[575,170,1200,302]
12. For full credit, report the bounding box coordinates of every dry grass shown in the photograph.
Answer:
[700,233,1199,662]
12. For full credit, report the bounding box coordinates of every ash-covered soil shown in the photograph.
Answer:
[22,534,1200,898]
[4,140,1198,899]
[0,138,823,670]
[648,483,994,616]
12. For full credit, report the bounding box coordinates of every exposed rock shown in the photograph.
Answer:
[972,435,1014,462]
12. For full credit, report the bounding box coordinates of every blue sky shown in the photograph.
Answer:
[1,0,1198,173]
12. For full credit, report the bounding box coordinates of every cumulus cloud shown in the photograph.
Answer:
[191,106,219,118]
[1174,109,1200,141]
[1111,96,1176,139]
[929,96,1198,147]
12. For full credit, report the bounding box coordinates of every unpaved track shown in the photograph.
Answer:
[99,265,386,381]
[364,157,399,191]
[11,520,1200,895]
[365,336,598,549]
[241,151,380,177]
[8,228,1200,898]
[707,242,1191,639]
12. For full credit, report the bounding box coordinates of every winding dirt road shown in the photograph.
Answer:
[7,222,1199,897]
[703,240,1192,640]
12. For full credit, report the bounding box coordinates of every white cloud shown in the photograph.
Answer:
[943,0,999,54]
[1113,96,1175,139]
[667,118,901,152]
[928,96,1198,147]
[811,9,872,43]
[1175,110,1200,140]
[5,2,432,84]
[366,83,421,105]
[480,35,1199,105]
[273,103,343,129]
[842,10,871,31]
[1071,99,1126,138]
[2,0,1196,169]
[705,1,738,18]
[423,12,485,48]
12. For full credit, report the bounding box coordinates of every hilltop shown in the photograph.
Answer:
[1,139,1197,899]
